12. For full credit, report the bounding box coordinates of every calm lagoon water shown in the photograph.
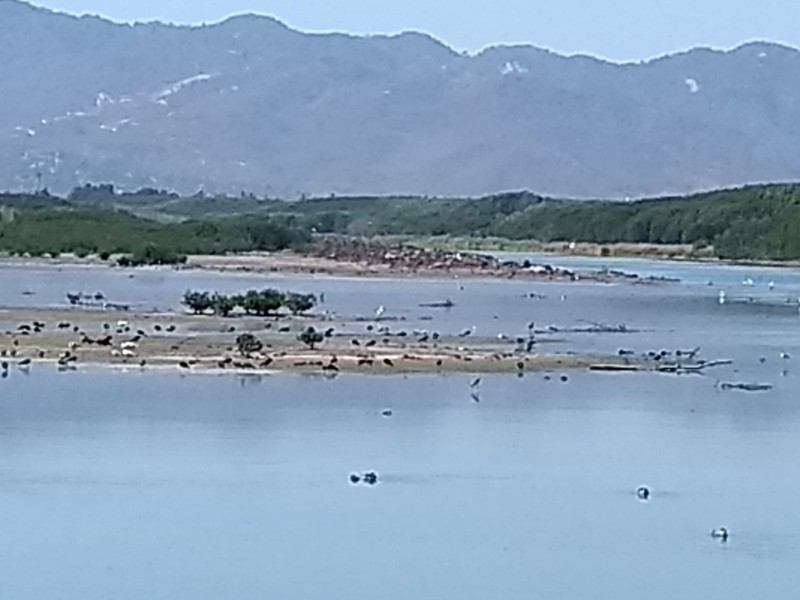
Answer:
[1,258,800,599]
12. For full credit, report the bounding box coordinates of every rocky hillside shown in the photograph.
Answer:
[2,0,800,198]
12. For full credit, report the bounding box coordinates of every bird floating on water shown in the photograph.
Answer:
[710,528,729,542]
[636,486,650,501]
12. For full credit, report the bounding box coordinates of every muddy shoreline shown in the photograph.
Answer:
[0,305,641,376]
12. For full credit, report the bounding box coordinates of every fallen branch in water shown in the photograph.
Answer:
[715,380,773,392]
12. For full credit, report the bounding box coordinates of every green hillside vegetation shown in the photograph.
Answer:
[0,192,310,259]
[2,183,800,261]
[256,185,800,260]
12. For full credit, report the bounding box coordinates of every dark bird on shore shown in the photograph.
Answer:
[139,359,147,368]
[383,358,395,367]
[618,349,635,356]
[517,361,525,370]
[154,324,162,332]
[357,358,373,366]
[166,325,177,333]
[324,328,335,338]
[436,359,443,367]
[103,323,110,330]
[137,329,147,337]
[18,358,32,367]
[260,357,274,368]
[349,474,361,484]
[365,340,377,347]
[96,336,113,347]
[178,361,191,369]
[322,363,340,373]
[458,327,476,337]
[38,351,45,358]
[636,486,651,501]
[418,334,429,343]
[525,339,536,352]
[329,355,338,364]
[278,326,291,333]
[351,339,361,346]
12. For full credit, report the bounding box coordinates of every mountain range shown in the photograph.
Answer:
[2,0,800,198]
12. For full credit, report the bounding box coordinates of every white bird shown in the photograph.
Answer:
[375,305,385,318]
[768,281,775,290]
[780,352,791,360]
[718,291,727,305]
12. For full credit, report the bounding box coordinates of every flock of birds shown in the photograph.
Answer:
[0,318,180,378]
[716,277,800,311]
[2,277,783,548]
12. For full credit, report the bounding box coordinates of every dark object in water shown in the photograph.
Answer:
[362,472,378,485]
[710,528,729,542]
[418,299,455,308]
[636,486,650,501]
[349,474,361,484]
[381,409,393,417]
[716,381,773,392]
[590,364,640,372]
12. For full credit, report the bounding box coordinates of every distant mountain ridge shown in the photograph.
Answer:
[2,0,800,198]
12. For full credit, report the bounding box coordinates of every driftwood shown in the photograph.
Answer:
[589,364,641,372]
[716,381,773,392]
[655,359,733,374]
[418,299,455,308]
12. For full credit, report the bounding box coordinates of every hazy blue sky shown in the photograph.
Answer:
[30,0,800,61]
